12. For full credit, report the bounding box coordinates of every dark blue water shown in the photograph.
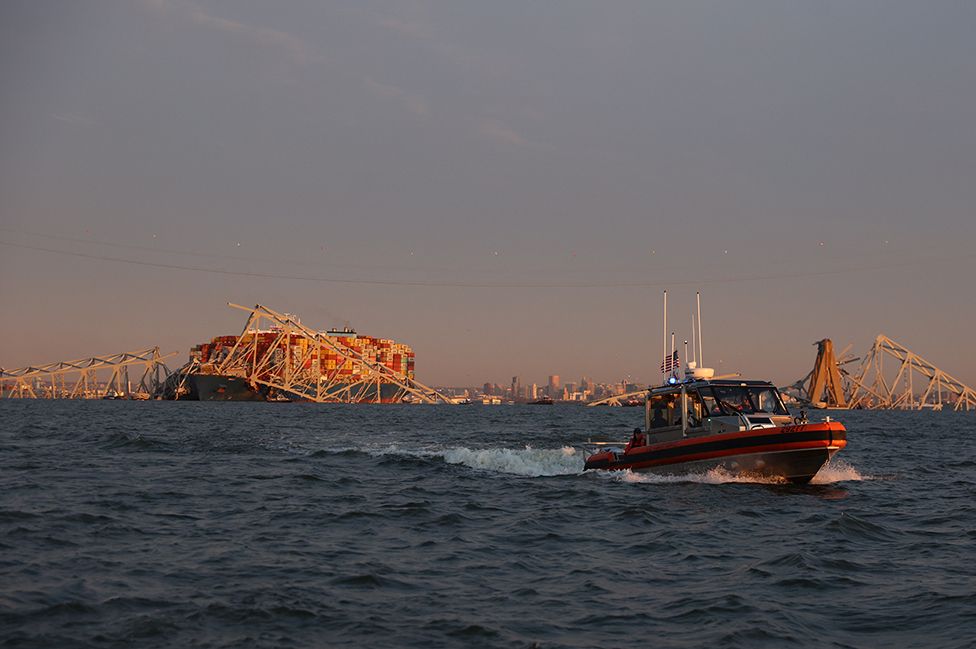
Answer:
[2,402,975,648]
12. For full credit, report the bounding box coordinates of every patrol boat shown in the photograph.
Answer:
[583,292,846,484]
[583,370,846,483]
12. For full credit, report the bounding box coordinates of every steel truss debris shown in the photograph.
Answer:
[1,347,176,399]
[586,390,646,407]
[781,339,854,409]
[847,335,976,411]
[172,303,453,404]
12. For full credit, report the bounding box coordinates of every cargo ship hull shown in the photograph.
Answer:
[186,374,267,401]
[182,374,407,402]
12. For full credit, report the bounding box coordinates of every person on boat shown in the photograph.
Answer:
[651,403,668,428]
[719,392,751,413]
[734,393,753,413]
[625,428,646,452]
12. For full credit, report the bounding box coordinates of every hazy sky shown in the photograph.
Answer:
[2,0,975,388]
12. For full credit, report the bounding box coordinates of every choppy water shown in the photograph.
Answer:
[1,402,975,648]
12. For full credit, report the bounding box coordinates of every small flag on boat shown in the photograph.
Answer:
[660,350,679,373]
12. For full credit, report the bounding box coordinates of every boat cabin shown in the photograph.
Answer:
[644,379,792,442]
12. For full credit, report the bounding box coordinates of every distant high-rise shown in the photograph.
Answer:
[548,375,560,397]
[511,376,520,401]
[483,382,493,396]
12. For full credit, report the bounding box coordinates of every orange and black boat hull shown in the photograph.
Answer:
[584,422,846,484]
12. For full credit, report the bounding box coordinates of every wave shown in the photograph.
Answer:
[602,459,871,486]
[811,459,868,484]
[609,466,786,485]
[319,444,585,477]
[440,446,582,477]
[101,431,166,450]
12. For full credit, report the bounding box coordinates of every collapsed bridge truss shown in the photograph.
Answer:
[586,390,646,407]
[1,347,176,399]
[176,303,452,404]
[846,335,976,411]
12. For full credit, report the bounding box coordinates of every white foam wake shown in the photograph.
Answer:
[607,459,868,485]
[441,446,583,477]
[810,459,866,484]
[356,444,584,477]
[609,467,786,485]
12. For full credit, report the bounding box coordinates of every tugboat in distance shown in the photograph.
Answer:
[529,396,554,405]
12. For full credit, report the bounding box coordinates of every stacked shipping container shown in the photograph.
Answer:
[188,329,417,384]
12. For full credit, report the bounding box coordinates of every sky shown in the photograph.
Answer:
[1,0,975,388]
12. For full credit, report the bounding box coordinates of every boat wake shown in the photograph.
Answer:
[810,459,867,484]
[441,446,583,477]
[358,444,584,477]
[606,458,869,485]
[610,467,787,485]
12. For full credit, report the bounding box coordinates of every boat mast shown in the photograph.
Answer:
[662,290,668,381]
[650,290,668,432]
[670,332,675,378]
[696,291,704,368]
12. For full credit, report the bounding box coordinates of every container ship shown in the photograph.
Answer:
[170,326,417,402]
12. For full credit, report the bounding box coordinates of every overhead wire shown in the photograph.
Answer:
[1,238,973,289]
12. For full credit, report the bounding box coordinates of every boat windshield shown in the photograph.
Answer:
[751,386,788,415]
[708,385,788,415]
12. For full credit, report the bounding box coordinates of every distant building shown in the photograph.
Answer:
[548,375,560,397]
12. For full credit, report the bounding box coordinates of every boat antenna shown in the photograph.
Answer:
[696,291,704,368]
[670,331,676,378]
[684,339,689,372]
[662,290,668,379]
[691,312,697,365]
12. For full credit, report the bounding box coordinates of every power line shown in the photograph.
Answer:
[2,238,972,289]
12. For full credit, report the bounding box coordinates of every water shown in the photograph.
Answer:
[2,402,975,648]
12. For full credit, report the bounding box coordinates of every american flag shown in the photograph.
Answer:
[660,350,679,373]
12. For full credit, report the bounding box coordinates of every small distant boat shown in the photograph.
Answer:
[528,396,554,405]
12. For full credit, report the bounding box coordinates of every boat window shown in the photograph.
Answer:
[709,386,758,415]
[699,390,721,417]
[685,390,705,428]
[749,387,788,415]
[647,393,678,429]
